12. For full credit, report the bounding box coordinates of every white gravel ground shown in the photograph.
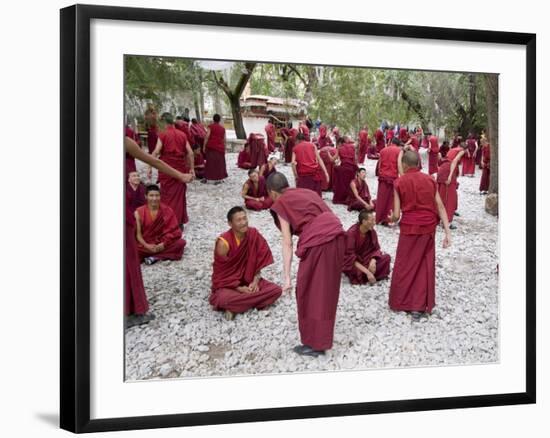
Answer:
[125,148,498,381]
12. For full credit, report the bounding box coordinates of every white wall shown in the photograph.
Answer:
[1,1,546,437]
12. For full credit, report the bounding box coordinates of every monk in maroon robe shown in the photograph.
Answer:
[299,121,310,141]
[210,206,282,320]
[175,116,191,138]
[124,136,193,328]
[126,171,145,213]
[385,127,395,146]
[399,126,409,143]
[462,134,478,176]
[135,185,186,263]
[332,137,358,204]
[281,122,298,164]
[242,169,274,211]
[318,124,333,149]
[248,133,268,169]
[152,112,194,225]
[292,133,329,197]
[437,143,466,228]
[346,167,375,211]
[144,103,158,154]
[428,134,440,175]
[190,118,207,148]
[202,114,228,183]
[192,146,205,180]
[357,126,370,164]
[439,140,450,162]
[343,209,391,284]
[389,151,451,320]
[265,119,276,152]
[319,144,337,191]
[479,138,491,194]
[374,128,385,153]
[237,143,253,169]
[375,138,403,225]
[267,173,347,356]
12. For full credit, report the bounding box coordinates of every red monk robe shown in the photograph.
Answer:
[193,149,205,180]
[318,125,333,149]
[281,126,298,163]
[332,143,358,204]
[260,160,277,181]
[343,223,391,284]
[157,125,190,224]
[190,120,207,147]
[242,175,273,211]
[175,119,191,138]
[209,228,282,314]
[248,133,268,169]
[389,168,439,313]
[299,123,310,141]
[237,145,253,169]
[399,127,409,143]
[319,145,337,191]
[136,203,186,261]
[144,107,158,154]
[358,128,369,163]
[270,188,347,351]
[126,181,146,213]
[125,193,149,315]
[375,143,401,224]
[204,121,228,181]
[293,141,323,196]
[386,128,395,146]
[428,135,440,175]
[462,137,477,176]
[437,157,460,223]
[479,142,491,193]
[346,175,374,212]
[375,128,385,152]
[265,122,276,152]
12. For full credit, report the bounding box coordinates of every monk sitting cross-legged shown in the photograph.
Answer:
[343,209,391,285]
[134,184,186,265]
[209,206,282,321]
[242,168,274,211]
[346,167,375,212]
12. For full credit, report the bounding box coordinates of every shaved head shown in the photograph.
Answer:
[266,172,289,193]
[402,150,419,167]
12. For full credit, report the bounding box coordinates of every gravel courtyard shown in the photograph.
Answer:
[125,150,499,381]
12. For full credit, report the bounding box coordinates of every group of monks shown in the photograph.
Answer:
[125,108,491,358]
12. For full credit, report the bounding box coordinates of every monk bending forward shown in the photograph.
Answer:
[267,172,347,357]
[388,151,451,320]
[210,206,282,320]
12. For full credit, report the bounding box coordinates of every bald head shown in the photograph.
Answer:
[266,172,289,193]
[402,150,419,168]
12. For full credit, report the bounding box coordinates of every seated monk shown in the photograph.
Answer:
[210,206,283,320]
[242,168,273,211]
[126,170,145,213]
[192,145,205,179]
[343,209,391,284]
[134,184,186,264]
[346,167,375,212]
[237,143,253,169]
[260,155,278,181]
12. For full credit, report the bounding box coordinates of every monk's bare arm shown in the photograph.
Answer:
[215,238,229,257]
[350,181,363,204]
[390,189,401,223]
[151,138,163,158]
[291,152,298,179]
[202,129,210,152]
[279,217,293,292]
[125,137,192,183]
[447,151,465,184]
[397,150,404,176]
[435,191,452,248]
[242,182,257,201]
[133,211,148,248]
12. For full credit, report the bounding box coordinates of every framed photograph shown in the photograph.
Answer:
[60,4,536,433]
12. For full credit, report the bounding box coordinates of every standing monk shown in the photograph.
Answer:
[265,119,276,152]
[358,125,370,164]
[281,121,298,164]
[318,124,333,149]
[346,167,375,212]
[332,137,358,204]
[343,209,391,285]
[175,116,191,138]
[428,133,440,175]
[210,206,282,320]
[135,184,186,264]
[375,127,385,153]
[437,141,466,228]
[299,120,310,141]
[190,118,207,148]
[389,151,452,320]
[126,170,145,213]
[144,103,158,154]
[242,168,273,211]
[462,134,478,177]
[375,138,403,225]
[151,112,194,226]
[267,173,347,357]
[479,138,491,194]
[202,114,228,184]
[248,132,268,169]
[192,145,205,180]
[292,133,329,197]
[319,143,338,191]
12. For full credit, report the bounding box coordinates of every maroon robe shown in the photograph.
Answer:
[358,129,369,163]
[399,127,409,143]
[318,125,333,149]
[343,223,391,284]
[389,168,439,313]
[439,142,450,159]
[332,143,358,204]
[194,151,205,179]
[270,188,347,351]
[375,128,385,152]
[386,129,395,146]
[243,176,274,211]
[175,120,191,138]
[136,203,186,261]
[248,133,268,168]
[190,121,207,147]
[125,195,149,316]
[126,182,146,213]
[319,146,337,191]
[158,125,189,224]
[375,144,401,224]
[282,127,298,163]
[299,123,310,141]
[237,148,253,169]
[294,141,322,196]
[265,122,276,152]
[346,177,373,211]
[210,227,282,314]
[462,138,477,176]
[437,159,458,223]
[479,144,491,192]
[204,122,228,181]
[144,109,158,153]
[428,135,439,175]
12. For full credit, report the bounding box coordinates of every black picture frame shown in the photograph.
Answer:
[60,4,536,433]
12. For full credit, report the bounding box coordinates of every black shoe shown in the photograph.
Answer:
[200,179,207,184]
[214,181,222,185]
[449,223,457,230]
[454,211,460,217]
[410,311,423,321]
[126,313,156,329]
[292,344,325,357]
[144,256,158,265]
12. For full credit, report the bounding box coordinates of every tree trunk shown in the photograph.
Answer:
[198,69,205,121]
[230,97,246,139]
[193,92,201,122]
[484,73,499,216]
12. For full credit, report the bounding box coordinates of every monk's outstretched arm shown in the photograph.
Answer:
[447,150,465,184]
[435,191,452,248]
[315,148,329,182]
[390,189,401,223]
[291,152,298,179]
[151,138,163,159]
[397,150,404,176]
[279,216,293,293]
[125,137,192,183]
